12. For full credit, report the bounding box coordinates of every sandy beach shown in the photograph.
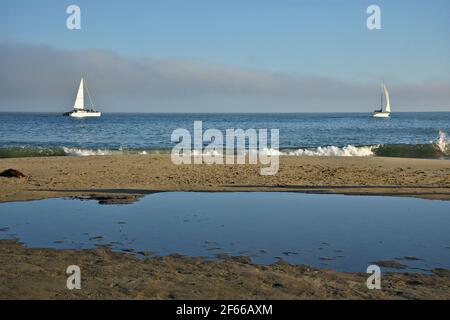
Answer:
[1,239,449,300]
[0,155,449,299]
[1,154,449,203]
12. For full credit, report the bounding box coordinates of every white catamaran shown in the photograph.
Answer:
[65,78,101,118]
[373,82,391,118]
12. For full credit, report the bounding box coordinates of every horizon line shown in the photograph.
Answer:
[1,110,450,114]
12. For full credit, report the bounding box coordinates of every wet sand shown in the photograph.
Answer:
[0,239,449,300]
[0,154,449,203]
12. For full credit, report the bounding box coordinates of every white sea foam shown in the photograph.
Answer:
[62,147,117,156]
[191,150,224,157]
[260,145,377,157]
[62,147,158,156]
[434,130,449,154]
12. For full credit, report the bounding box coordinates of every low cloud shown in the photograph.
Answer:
[0,43,449,112]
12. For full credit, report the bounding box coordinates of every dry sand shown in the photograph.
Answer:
[0,155,449,299]
[0,154,449,203]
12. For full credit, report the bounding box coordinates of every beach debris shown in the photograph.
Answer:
[71,194,143,205]
[230,256,251,264]
[370,260,408,269]
[95,244,112,249]
[206,247,223,251]
[272,282,284,289]
[406,279,424,286]
[215,253,230,260]
[395,256,423,261]
[319,256,335,261]
[432,268,450,277]
[0,227,10,232]
[89,235,104,241]
[136,251,153,257]
[282,251,299,256]
[0,169,26,178]
[168,293,177,300]
[109,241,124,246]
[274,256,288,264]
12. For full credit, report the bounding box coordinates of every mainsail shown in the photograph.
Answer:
[73,78,84,110]
[383,83,391,113]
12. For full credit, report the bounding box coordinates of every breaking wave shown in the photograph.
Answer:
[274,145,377,157]
[62,147,117,156]
[266,131,449,158]
[435,130,449,154]
[0,147,166,158]
[0,131,448,159]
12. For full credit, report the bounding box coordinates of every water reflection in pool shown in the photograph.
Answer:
[1,192,449,273]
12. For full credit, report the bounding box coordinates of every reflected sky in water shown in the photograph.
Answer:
[1,192,449,273]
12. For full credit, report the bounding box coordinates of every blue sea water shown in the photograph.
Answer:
[0,112,449,158]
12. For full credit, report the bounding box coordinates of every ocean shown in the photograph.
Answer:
[0,112,449,159]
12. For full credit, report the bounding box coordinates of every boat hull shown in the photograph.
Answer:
[373,112,390,118]
[69,111,101,118]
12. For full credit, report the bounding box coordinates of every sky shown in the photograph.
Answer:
[0,0,449,112]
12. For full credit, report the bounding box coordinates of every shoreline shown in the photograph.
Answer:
[0,239,449,300]
[0,154,449,203]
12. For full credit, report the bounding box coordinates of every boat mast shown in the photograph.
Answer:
[84,79,95,111]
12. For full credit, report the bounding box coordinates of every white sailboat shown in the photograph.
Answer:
[65,78,101,118]
[373,82,391,118]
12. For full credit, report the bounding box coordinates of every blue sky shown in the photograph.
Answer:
[0,0,449,111]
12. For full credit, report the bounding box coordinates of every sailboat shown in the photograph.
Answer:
[373,82,391,118]
[65,78,101,118]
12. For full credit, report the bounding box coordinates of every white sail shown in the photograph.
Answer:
[383,83,391,113]
[73,78,84,110]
